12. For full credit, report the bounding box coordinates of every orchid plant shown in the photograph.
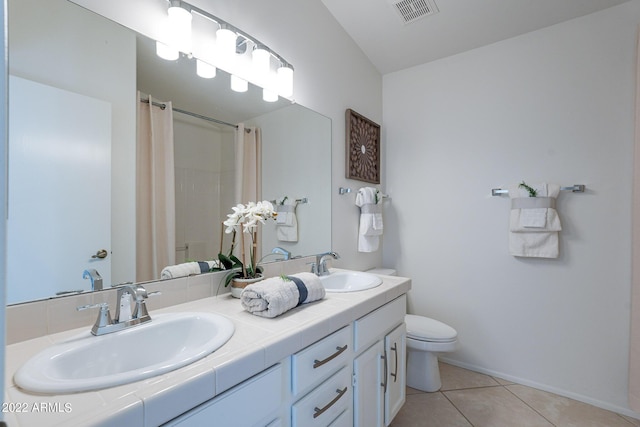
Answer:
[217,201,277,285]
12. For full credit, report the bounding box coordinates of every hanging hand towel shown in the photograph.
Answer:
[240,272,325,318]
[355,187,383,252]
[508,183,562,258]
[276,201,298,242]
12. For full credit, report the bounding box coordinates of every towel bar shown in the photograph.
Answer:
[491,185,585,196]
[269,197,308,204]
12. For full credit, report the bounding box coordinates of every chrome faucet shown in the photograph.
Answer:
[76,284,160,336]
[83,268,103,291]
[312,251,340,276]
[271,247,292,260]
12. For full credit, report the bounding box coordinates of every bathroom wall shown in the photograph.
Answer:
[383,1,640,416]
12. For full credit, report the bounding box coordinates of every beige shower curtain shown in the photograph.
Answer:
[630,28,640,411]
[233,123,263,262]
[136,92,176,282]
[234,123,262,204]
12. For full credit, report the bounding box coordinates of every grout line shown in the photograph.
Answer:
[440,390,476,427]
[503,384,557,427]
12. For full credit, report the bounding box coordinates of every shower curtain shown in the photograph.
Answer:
[136,92,176,282]
[234,123,262,204]
[233,123,263,262]
[630,29,640,411]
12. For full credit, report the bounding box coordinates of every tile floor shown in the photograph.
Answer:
[390,363,640,427]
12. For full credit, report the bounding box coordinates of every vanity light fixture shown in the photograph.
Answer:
[156,41,179,60]
[196,59,216,79]
[263,88,278,102]
[156,0,294,100]
[277,62,294,98]
[230,74,248,92]
[166,0,192,53]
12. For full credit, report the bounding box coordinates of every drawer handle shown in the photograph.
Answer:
[313,345,348,369]
[391,343,398,383]
[313,387,348,419]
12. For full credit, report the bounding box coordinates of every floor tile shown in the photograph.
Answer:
[445,386,554,427]
[390,392,472,427]
[507,384,637,427]
[440,363,501,391]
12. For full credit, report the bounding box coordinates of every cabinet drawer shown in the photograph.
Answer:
[292,367,352,427]
[292,326,351,395]
[354,295,406,352]
[165,364,283,426]
[328,409,351,427]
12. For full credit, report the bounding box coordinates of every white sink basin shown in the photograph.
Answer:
[320,271,383,292]
[14,312,234,394]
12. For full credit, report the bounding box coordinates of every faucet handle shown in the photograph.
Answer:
[77,302,113,334]
[76,302,108,311]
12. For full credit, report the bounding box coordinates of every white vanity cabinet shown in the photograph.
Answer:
[353,295,407,427]
[163,364,285,427]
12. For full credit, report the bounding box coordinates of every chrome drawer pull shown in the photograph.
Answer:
[313,345,348,369]
[313,387,348,419]
[391,343,398,382]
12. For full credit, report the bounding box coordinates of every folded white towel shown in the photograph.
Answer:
[160,260,220,279]
[240,272,325,318]
[276,202,298,242]
[356,187,383,252]
[508,183,562,258]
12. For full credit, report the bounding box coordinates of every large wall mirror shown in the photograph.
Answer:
[6,0,331,305]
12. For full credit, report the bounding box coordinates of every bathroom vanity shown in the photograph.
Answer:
[3,272,410,427]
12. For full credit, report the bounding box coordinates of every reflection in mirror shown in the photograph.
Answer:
[6,0,331,305]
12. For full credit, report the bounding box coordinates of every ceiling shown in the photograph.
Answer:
[320,0,631,74]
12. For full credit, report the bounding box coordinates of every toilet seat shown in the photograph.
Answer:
[405,314,457,343]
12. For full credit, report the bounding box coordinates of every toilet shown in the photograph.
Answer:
[367,268,459,393]
[405,314,458,392]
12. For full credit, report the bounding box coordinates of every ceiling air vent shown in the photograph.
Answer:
[390,0,439,24]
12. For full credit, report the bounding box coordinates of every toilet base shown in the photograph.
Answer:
[406,349,442,392]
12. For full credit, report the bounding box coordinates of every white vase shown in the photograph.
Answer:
[230,275,264,298]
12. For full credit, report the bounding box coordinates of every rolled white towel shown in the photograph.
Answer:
[160,260,220,279]
[240,272,325,318]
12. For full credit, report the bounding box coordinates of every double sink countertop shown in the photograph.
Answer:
[3,271,410,427]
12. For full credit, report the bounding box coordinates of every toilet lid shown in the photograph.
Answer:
[405,314,457,342]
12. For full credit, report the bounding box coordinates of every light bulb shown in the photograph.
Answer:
[196,60,217,79]
[216,27,237,59]
[263,88,278,102]
[167,3,192,53]
[252,46,271,77]
[230,75,248,92]
[277,64,293,97]
[156,41,179,60]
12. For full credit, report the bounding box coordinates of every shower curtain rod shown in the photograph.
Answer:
[140,97,249,132]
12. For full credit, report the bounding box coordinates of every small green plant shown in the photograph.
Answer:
[519,181,538,197]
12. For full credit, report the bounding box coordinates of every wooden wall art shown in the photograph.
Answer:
[345,109,380,184]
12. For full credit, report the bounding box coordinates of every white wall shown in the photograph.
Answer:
[383,1,640,415]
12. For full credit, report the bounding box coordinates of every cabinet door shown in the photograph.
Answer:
[384,323,406,426]
[353,340,384,427]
